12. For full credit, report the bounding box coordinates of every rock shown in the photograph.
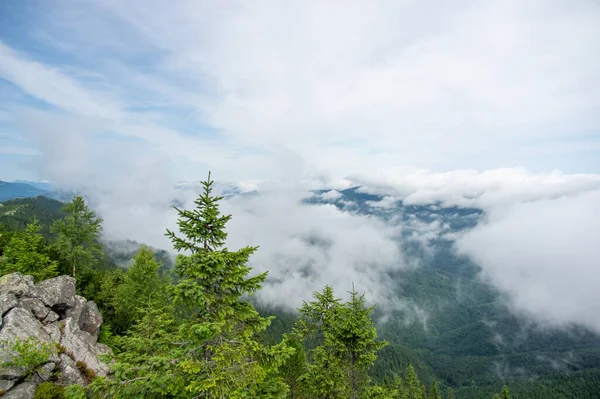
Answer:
[42,311,59,324]
[0,308,53,380]
[65,296,86,325]
[34,276,76,308]
[35,362,55,382]
[0,273,111,393]
[60,318,110,377]
[0,379,15,392]
[0,293,18,316]
[42,321,62,343]
[57,354,86,385]
[20,298,49,321]
[0,293,18,328]
[2,375,41,399]
[79,301,103,337]
[0,273,34,297]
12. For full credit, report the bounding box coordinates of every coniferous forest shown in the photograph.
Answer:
[1,175,599,398]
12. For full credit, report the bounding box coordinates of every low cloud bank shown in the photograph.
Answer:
[456,189,600,332]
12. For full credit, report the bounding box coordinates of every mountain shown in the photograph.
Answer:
[0,180,50,202]
[265,186,600,394]
[11,180,54,191]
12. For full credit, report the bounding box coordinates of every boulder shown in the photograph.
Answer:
[0,273,111,397]
[79,301,103,337]
[0,293,18,316]
[0,378,15,392]
[57,354,86,386]
[60,317,110,377]
[0,273,34,297]
[1,375,41,399]
[65,295,86,325]
[42,311,59,324]
[36,362,55,382]
[0,293,18,328]
[0,308,54,380]
[20,298,49,321]
[34,276,76,308]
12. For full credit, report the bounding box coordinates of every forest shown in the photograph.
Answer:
[1,175,598,398]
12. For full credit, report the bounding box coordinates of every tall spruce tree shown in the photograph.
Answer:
[93,173,293,398]
[166,172,293,396]
[51,196,103,279]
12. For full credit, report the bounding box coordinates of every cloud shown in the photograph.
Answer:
[221,189,405,309]
[456,189,600,332]
[366,195,399,209]
[1,0,600,327]
[2,0,600,181]
[351,168,600,210]
[320,190,343,201]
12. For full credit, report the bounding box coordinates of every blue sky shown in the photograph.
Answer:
[1,0,600,186]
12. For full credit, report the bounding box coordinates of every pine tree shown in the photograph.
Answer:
[404,365,423,399]
[446,386,455,399]
[294,285,388,398]
[335,286,388,399]
[166,172,292,396]
[0,219,57,281]
[51,196,103,279]
[112,246,170,333]
[428,379,441,399]
[94,173,292,398]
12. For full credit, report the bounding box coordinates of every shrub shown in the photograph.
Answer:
[34,382,65,399]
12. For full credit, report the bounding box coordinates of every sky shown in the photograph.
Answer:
[1,1,600,330]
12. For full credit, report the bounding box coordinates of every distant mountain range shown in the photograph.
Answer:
[0,180,51,202]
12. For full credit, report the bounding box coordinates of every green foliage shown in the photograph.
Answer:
[428,379,441,399]
[89,173,293,398]
[0,196,66,237]
[0,219,58,281]
[1,337,54,378]
[63,384,87,399]
[110,246,170,334]
[34,382,65,399]
[51,196,103,279]
[293,285,388,398]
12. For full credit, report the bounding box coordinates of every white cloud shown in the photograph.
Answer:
[2,0,600,327]
[457,189,600,332]
[366,195,399,209]
[351,168,600,210]
[320,190,343,201]
[221,189,404,309]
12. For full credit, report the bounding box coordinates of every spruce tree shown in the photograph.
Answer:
[294,285,388,398]
[165,172,292,396]
[428,379,441,399]
[0,219,57,281]
[112,246,170,334]
[94,173,292,398]
[404,365,423,399]
[51,196,103,279]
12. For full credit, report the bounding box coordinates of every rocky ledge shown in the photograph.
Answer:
[0,273,111,398]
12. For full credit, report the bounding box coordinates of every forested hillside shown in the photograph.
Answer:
[1,178,599,398]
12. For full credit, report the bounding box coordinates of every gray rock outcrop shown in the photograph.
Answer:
[0,273,111,398]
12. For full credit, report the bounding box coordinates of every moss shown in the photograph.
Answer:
[34,382,65,399]
[76,360,96,382]
[54,342,67,355]
[0,388,5,396]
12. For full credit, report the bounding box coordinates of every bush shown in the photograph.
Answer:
[34,382,65,399]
